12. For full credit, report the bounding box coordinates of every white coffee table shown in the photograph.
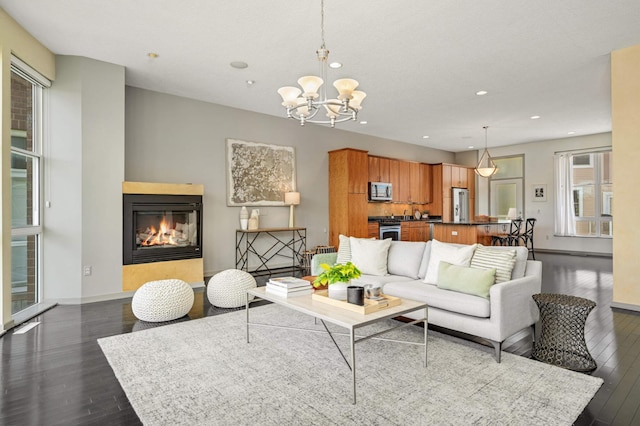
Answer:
[246,287,428,404]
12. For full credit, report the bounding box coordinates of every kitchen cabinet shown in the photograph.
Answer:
[329,148,369,248]
[368,222,379,239]
[389,159,400,202]
[368,156,390,183]
[401,221,430,242]
[451,165,468,188]
[418,163,432,204]
[396,160,426,203]
[396,160,411,202]
[434,222,508,245]
[430,164,443,217]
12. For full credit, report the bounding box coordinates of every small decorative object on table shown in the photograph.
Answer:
[313,262,362,300]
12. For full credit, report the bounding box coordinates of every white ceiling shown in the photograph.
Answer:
[3,0,639,152]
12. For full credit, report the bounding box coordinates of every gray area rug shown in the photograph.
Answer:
[98,303,602,425]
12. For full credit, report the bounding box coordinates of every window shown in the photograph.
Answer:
[554,149,612,237]
[10,59,48,315]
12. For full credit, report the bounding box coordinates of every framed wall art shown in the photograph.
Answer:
[226,138,296,206]
[533,184,547,202]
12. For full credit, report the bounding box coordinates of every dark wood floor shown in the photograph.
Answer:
[1,253,638,425]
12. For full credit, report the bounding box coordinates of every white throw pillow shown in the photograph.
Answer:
[336,234,352,264]
[470,246,517,284]
[423,239,477,284]
[349,237,392,276]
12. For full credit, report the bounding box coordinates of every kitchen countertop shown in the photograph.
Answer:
[368,216,442,224]
[437,221,504,226]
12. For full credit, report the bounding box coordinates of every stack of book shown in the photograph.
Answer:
[265,277,312,297]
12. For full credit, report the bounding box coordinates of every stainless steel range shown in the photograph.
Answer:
[379,221,401,240]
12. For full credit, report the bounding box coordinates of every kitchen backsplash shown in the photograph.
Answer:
[367,202,430,218]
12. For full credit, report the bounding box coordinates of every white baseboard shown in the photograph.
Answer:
[49,281,206,305]
[611,301,640,313]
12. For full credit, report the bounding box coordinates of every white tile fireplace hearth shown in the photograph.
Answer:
[122,181,204,292]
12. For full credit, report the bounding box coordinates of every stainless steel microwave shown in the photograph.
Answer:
[369,182,392,201]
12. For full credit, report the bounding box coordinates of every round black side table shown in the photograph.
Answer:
[531,293,597,372]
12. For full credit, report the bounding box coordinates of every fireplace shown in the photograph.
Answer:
[123,194,203,265]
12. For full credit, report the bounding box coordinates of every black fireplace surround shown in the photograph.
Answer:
[123,194,203,265]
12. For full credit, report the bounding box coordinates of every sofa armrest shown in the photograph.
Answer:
[489,260,542,341]
[311,252,338,275]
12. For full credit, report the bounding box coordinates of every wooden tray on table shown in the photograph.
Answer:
[311,290,401,314]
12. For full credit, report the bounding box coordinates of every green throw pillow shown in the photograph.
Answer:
[437,261,497,299]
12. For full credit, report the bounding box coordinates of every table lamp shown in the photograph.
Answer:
[284,192,300,227]
[507,208,517,220]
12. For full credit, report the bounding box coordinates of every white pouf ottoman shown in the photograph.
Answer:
[132,279,194,322]
[207,269,257,308]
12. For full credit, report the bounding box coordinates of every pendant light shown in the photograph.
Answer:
[475,126,498,177]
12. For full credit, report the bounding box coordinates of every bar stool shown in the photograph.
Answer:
[518,218,537,259]
[492,218,523,246]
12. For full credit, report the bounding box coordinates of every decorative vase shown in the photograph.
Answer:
[328,282,349,300]
[240,206,249,230]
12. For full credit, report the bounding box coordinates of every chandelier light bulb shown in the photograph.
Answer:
[350,91,367,110]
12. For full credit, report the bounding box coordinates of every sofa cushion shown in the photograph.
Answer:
[352,274,413,287]
[383,280,491,318]
[350,237,392,276]
[475,244,528,279]
[437,262,496,299]
[424,240,477,284]
[470,246,516,283]
[418,241,432,279]
[387,241,426,279]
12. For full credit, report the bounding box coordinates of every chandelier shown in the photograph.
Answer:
[277,0,366,127]
[475,126,498,177]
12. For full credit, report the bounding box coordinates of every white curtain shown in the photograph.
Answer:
[554,153,576,236]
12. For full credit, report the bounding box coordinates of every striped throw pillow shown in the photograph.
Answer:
[470,246,517,284]
[336,235,352,264]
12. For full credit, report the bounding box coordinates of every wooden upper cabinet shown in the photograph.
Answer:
[430,164,443,216]
[368,156,380,182]
[418,163,431,204]
[389,159,400,202]
[368,156,391,183]
[397,160,411,203]
[442,164,453,197]
[451,165,468,188]
[347,150,368,194]
[467,168,476,199]
[409,162,420,203]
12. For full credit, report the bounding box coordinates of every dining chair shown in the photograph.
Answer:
[491,218,523,246]
[518,218,537,259]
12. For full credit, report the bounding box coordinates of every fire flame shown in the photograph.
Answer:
[141,218,178,247]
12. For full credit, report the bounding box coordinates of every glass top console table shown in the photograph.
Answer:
[235,227,307,277]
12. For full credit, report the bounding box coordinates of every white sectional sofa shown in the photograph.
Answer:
[312,237,542,362]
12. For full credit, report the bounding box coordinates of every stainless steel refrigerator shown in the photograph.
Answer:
[452,188,470,223]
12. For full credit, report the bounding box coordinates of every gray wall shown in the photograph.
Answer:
[45,56,125,303]
[125,87,454,276]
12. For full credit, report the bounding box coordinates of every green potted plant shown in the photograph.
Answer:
[313,262,362,300]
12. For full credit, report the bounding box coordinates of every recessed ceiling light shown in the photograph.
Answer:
[147,52,159,59]
[567,131,576,135]
[329,62,342,69]
[246,80,255,85]
[359,121,367,125]
[422,135,430,139]
[530,115,541,120]
[476,90,488,96]
[230,61,248,69]
[468,146,475,149]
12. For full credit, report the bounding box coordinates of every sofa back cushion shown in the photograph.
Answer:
[470,246,517,283]
[387,241,426,279]
[349,237,392,276]
[418,241,432,279]
[423,239,477,284]
[472,244,529,279]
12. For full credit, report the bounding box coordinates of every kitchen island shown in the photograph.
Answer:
[433,222,511,246]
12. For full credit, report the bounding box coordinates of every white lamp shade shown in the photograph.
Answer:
[298,76,323,99]
[277,86,302,107]
[295,98,310,117]
[507,208,517,220]
[324,100,341,118]
[284,192,300,205]
[333,78,359,100]
[350,90,366,109]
